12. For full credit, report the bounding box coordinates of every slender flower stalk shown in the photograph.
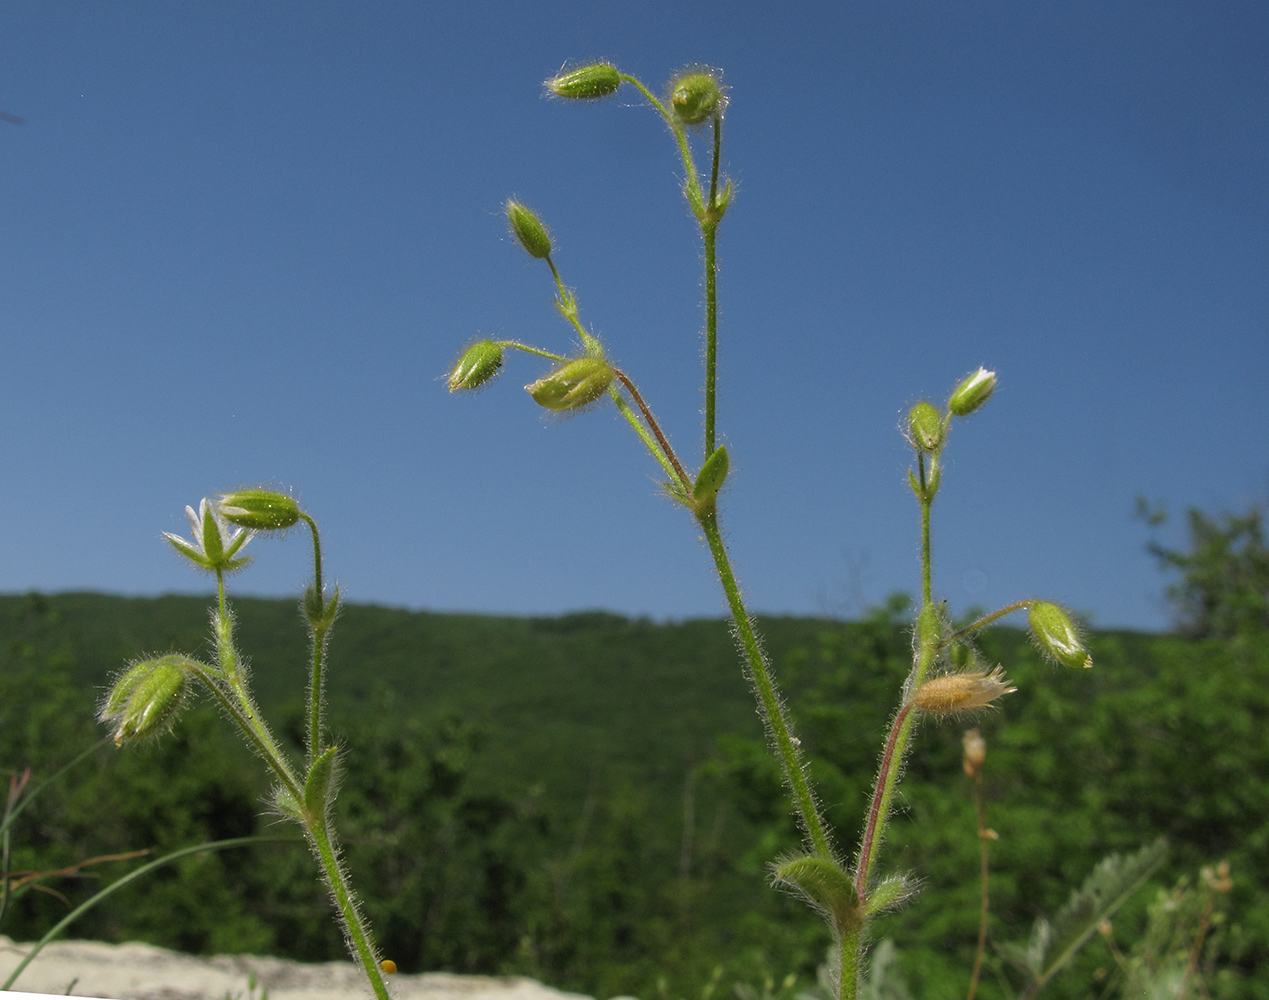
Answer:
[452,61,1088,1000]
[105,496,392,999]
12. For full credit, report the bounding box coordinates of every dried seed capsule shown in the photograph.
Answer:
[1028,601,1093,669]
[526,357,614,411]
[448,340,504,392]
[911,667,1015,716]
[506,200,552,259]
[545,62,621,99]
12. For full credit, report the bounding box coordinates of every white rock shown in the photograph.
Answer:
[0,936,595,1000]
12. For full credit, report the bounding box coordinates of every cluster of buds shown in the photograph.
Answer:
[907,367,997,502]
[164,491,302,575]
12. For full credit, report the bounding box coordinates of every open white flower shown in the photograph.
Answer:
[163,497,254,573]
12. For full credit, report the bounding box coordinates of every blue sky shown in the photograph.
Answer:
[1,1,1265,631]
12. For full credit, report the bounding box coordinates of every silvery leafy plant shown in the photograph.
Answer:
[100,490,397,998]
[449,61,1094,999]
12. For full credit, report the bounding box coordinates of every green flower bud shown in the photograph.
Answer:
[526,357,614,412]
[545,62,622,100]
[217,489,301,531]
[692,445,730,509]
[908,402,946,453]
[448,340,504,392]
[1028,602,1092,669]
[506,199,552,259]
[99,654,197,745]
[670,71,723,125]
[948,367,997,417]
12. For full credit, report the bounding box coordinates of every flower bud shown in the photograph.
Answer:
[526,357,614,412]
[100,654,197,745]
[948,368,997,417]
[911,667,1015,717]
[908,402,945,453]
[1028,601,1092,669]
[448,340,504,392]
[506,200,552,259]
[545,62,621,99]
[670,71,723,125]
[217,489,301,531]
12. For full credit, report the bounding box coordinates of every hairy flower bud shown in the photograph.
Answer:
[948,367,997,417]
[217,489,301,532]
[908,402,946,453]
[448,340,504,392]
[1029,602,1092,668]
[506,200,552,259]
[670,71,723,125]
[100,654,198,745]
[545,62,621,99]
[526,357,614,412]
[911,667,1015,717]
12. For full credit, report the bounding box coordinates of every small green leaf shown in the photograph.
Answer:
[864,873,915,916]
[693,446,730,507]
[273,786,304,823]
[304,746,340,822]
[773,855,861,932]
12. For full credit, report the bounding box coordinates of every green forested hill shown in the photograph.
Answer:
[0,591,835,803]
[2,592,1266,999]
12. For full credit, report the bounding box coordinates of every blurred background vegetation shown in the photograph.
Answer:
[2,502,1266,999]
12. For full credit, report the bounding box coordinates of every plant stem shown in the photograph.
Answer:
[966,771,990,1000]
[702,115,721,459]
[854,701,916,900]
[307,819,392,1000]
[943,600,1034,647]
[918,455,933,606]
[301,512,329,767]
[697,509,831,859]
[613,368,691,490]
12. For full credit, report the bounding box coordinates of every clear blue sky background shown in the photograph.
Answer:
[2,2,1265,631]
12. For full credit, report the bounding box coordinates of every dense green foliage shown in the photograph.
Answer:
[2,591,1265,998]
[1139,501,1269,640]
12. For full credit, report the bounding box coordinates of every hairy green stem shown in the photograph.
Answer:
[613,368,691,490]
[188,663,300,797]
[698,510,831,859]
[702,116,721,457]
[943,600,1034,647]
[300,512,329,767]
[307,819,392,1000]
